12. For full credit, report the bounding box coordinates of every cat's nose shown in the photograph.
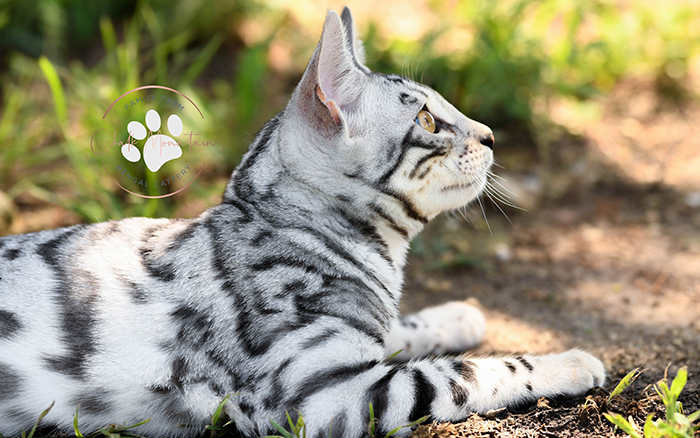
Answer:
[480,133,494,149]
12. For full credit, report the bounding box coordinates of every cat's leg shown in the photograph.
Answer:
[385,301,486,360]
[290,346,605,438]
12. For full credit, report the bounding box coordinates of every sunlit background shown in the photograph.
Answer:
[1,0,699,232]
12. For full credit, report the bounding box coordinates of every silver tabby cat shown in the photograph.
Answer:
[0,8,605,438]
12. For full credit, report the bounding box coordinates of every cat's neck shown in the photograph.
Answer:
[221,125,420,292]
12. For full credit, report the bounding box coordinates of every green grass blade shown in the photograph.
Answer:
[269,419,294,438]
[99,17,117,69]
[210,394,232,426]
[181,34,225,85]
[687,410,700,422]
[115,418,151,431]
[670,367,687,398]
[384,350,403,362]
[385,415,430,437]
[608,368,642,402]
[73,406,83,438]
[286,412,296,432]
[603,413,642,438]
[27,401,55,438]
[643,414,655,437]
[99,428,120,438]
[38,57,67,128]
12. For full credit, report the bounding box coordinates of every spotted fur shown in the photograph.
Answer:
[0,8,604,438]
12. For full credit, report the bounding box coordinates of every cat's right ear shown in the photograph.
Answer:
[292,10,367,137]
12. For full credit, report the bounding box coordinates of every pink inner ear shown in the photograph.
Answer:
[315,85,342,125]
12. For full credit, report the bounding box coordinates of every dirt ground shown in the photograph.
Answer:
[403,80,700,437]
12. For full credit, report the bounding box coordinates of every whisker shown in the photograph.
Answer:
[485,191,514,225]
[488,179,519,199]
[484,183,526,211]
[467,170,492,235]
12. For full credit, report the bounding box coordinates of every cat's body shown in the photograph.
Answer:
[0,8,604,438]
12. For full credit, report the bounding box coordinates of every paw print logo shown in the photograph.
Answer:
[121,109,184,172]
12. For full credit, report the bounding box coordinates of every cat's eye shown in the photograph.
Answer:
[415,110,436,133]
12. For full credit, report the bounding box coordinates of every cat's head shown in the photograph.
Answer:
[278,7,494,231]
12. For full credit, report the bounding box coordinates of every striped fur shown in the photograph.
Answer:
[0,8,604,438]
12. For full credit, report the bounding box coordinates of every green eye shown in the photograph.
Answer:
[415,110,436,133]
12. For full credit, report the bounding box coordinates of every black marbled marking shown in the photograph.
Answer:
[250,229,274,247]
[409,368,436,421]
[364,366,400,436]
[3,248,21,261]
[450,379,469,407]
[399,92,418,106]
[300,329,340,350]
[123,279,148,304]
[504,361,517,373]
[453,360,477,383]
[263,358,293,410]
[171,357,189,391]
[368,203,409,239]
[287,361,379,409]
[516,356,534,372]
[326,411,347,438]
[139,246,176,282]
[72,388,113,414]
[166,221,200,252]
[38,227,97,380]
[229,112,283,203]
[399,317,418,329]
[171,305,212,347]
[408,150,447,179]
[239,400,256,416]
[0,309,22,338]
[0,365,22,401]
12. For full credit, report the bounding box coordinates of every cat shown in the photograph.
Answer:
[0,7,605,438]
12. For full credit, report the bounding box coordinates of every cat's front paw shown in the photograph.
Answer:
[386,301,486,360]
[555,349,606,394]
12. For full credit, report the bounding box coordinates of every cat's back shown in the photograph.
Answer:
[0,215,230,434]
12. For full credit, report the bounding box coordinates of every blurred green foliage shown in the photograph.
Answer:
[0,0,699,228]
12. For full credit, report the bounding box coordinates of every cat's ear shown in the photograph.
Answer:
[293,10,367,136]
[340,7,371,74]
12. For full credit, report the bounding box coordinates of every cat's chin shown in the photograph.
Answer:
[419,182,486,216]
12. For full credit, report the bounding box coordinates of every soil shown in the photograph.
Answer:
[403,79,700,437]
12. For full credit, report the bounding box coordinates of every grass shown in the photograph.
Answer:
[2,0,699,229]
[205,394,237,437]
[604,366,700,438]
[264,403,429,438]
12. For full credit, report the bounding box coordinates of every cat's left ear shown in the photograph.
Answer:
[340,7,371,74]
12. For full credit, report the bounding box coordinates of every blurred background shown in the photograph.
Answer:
[1,0,699,230]
[1,0,700,411]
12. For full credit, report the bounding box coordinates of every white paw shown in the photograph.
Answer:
[386,301,486,360]
[557,350,606,394]
[122,109,184,172]
[420,301,486,354]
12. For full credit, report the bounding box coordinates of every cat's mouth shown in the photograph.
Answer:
[441,181,476,192]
